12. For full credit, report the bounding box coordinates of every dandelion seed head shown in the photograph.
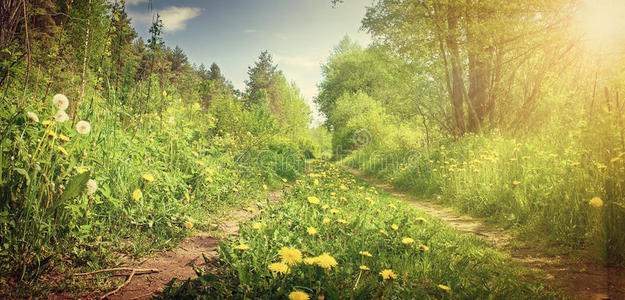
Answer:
[76,121,91,134]
[53,94,69,111]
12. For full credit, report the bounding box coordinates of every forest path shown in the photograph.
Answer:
[100,190,283,300]
[343,165,625,300]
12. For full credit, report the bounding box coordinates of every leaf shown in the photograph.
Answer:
[15,168,30,186]
[60,172,90,202]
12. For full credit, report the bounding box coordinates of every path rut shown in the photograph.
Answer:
[343,165,625,300]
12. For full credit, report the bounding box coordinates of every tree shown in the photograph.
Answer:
[245,50,277,107]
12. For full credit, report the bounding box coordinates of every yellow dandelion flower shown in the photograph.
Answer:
[340,196,347,201]
[303,257,317,265]
[314,179,319,185]
[391,224,399,231]
[314,253,338,269]
[337,219,348,224]
[322,217,331,224]
[142,173,155,182]
[196,160,205,167]
[402,237,414,245]
[232,187,239,192]
[513,180,521,186]
[307,196,320,204]
[380,229,387,235]
[288,291,309,300]
[389,203,397,209]
[278,247,302,266]
[263,184,268,190]
[438,284,451,291]
[245,206,255,212]
[184,221,193,229]
[329,208,339,214]
[340,184,348,190]
[419,245,430,251]
[306,227,318,236]
[330,192,336,196]
[59,134,70,142]
[234,244,250,251]
[268,262,290,274]
[359,251,372,257]
[322,204,329,209]
[359,265,370,271]
[589,197,603,208]
[282,178,287,183]
[252,222,263,230]
[415,217,427,223]
[379,269,397,280]
[205,177,213,183]
[205,167,214,175]
[57,146,68,156]
[132,189,143,201]
[192,151,199,157]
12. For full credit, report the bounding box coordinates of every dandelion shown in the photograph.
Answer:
[419,245,430,251]
[391,224,399,231]
[513,180,521,186]
[184,221,193,229]
[303,257,317,265]
[322,204,329,209]
[252,222,263,230]
[330,208,339,214]
[589,197,603,208]
[268,262,290,274]
[263,184,268,190]
[379,269,397,280]
[54,110,69,123]
[282,178,287,183]
[232,187,239,192]
[337,219,348,224]
[86,179,97,195]
[278,247,302,266]
[57,134,70,142]
[75,121,91,134]
[415,217,427,223]
[234,244,250,251]
[205,177,213,183]
[57,146,68,156]
[307,196,320,204]
[142,173,155,182]
[196,160,205,166]
[359,251,372,257]
[132,189,143,201]
[314,253,338,269]
[402,237,414,245]
[359,265,370,271]
[27,112,39,123]
[314,179,319,185]
[438,284,451,291]
[340,184,348,190]
[322,217,331,224]
[389,203,397,209]
[52,94,69,111]
[307,227,318,236]
[379,229,387,235]
[288,291,310,300]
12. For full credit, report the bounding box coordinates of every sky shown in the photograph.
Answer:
[126,0,373,125]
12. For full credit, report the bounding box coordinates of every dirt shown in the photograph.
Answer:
[343,165,625,300]
[69,190,283,300]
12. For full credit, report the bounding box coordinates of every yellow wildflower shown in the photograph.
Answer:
[322,204,329,209]
[415,217,427,223]
[132,189,143,201]
[359,265,370,271]
[513,180,521,186]
[303,257,317,265]
[314,179,319,185]
[340,184,348,190]
[391,224,399,231]
[234,244,250,251]
[282,178,287,183]
[59,134,70,142]
[307,196,320,204]
[278,247,302,266]
[252,222,263,230]
[389,203,397,209]
[419,245,430,251]
[314,253,338,269]
[184,221,193,229]
[268,262,290,274]
[196,160,205,167]
[359,251,372,257]
[379,269,397,280]
[322,217,331,224]
[232,187,238,192]
[402,237,414,245]
[337,219,348,224]
[438,284,451,291]
[57,146,68,156]
[589,197,603,208]
[306,227,318,236]
[330,208,339,214]
[142,173,155,182]
[289,291,310,300]
[46,130,57,139]
[263,184,268,190]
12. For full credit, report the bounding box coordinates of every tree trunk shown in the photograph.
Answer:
[73,0,92,124]
[446,3,466,134]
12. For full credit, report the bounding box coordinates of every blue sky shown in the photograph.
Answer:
[126,0,373,124]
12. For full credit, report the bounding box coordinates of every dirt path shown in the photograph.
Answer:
[98,190,283,300]
[343,165,625,300]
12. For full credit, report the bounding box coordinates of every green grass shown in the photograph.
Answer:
[159,160,560,299]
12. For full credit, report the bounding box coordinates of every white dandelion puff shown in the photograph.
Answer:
[54,110,69,123]
[52,94,69,111]
[86,179,97,195]
[27,111,39,123]
[76,120,91,134]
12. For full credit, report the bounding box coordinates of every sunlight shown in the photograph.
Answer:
[576,0,625,53]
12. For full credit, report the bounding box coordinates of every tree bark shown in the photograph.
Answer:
[446,2,466,134]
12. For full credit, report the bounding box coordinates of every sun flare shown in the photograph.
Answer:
[576,0,625,52]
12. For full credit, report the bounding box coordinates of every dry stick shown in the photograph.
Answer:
[99,269,135,300]
[21,0,30,107]
[74,267,159,276]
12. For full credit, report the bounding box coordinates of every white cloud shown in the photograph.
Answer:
[274,55,319,68]
[129,6,201,33]
[125,0,149,6]
[243,29,257,34]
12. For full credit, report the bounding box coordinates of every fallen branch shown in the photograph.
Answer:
[74,268,159,276]
[99,269,135,299]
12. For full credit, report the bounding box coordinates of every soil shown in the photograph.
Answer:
[343,165,625,300]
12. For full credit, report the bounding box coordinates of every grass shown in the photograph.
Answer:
[159,160,561,299]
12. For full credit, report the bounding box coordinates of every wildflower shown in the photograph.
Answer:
[59,134,70,142]
[268,262,290,274]
[337,219,348,224]
[205,168,214,175]
[589,197,603,208]
[513,180,521,186]
[192,151,199,157]
[245,207,255,212]
[330,208,339,214]
[340,184,348,190]
[438,284,451,291]
[57,146,68,156]
[252,222,263,230]
[263,184,268,190]
[415,217,427,223]
[322,204,329,209]
[379,269,397,280]
[307,227,318,236]
[359,251,372,257]
[27,112,39,123]
[86,179,97,195]
[389,203,397,209]
[419,245,430,251]
[42,120,52,125]
[196,160,205,166]
[132,189,143,201]
[314,253,338,269]
[142,173,155,182]
[205,177,213,183]
[289,291,310,300]
[53,94,69,111]
[322,217,331,224]
[278,247,302,266]
[314,179,319,185]
[184,221,193,229]
[75,120,91,134]
[234,244,250,251]
[282,178,287,183]
[391,224,399,231]
[168,117,175,124]
[379,229,387,235]
[402,237,414,245]
[54,110,69,123]
[303,257,317,265]
[232,187,239,192]
[307,196,320,204]
[359,265,370,271]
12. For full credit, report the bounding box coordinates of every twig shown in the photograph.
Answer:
[74,267,159,276]
[99,269,135,299]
